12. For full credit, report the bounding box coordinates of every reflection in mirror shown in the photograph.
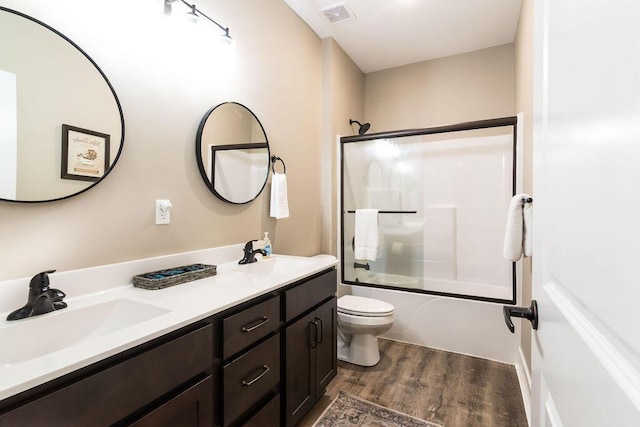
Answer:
[196,103,270,204]
[0,7,124,203]
[212,147,269,204]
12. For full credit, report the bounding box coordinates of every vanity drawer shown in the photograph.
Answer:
[0,324,213,426]
[130,375,213,427]
[243,393,280,427]
[222,295,280,359]
[222,333,280,427]
[285,269,336,321]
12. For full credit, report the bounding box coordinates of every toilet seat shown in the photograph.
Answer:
[338,295,394,317]
[338,311,393,327]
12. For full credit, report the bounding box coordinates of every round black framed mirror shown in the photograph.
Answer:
[196,102,270,204]
[0,7,125,203]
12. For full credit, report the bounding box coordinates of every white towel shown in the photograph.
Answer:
[354,209,379,261]
[523,201,533,257]
[270,173,289,219]
[503,194,533,261]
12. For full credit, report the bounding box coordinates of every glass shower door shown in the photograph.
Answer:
[342,136,425,289]
[341,118,517,304]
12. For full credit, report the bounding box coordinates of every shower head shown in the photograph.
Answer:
[349,119,371,135]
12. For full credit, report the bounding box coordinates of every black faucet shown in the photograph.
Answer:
[354,261,370,270]
[238,240,267,265]
[6,270,67,321]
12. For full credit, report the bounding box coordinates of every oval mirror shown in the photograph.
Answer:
[196,102,270,204]
[0,7,124,203]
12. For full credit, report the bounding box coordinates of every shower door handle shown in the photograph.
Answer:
[503,300,538,333]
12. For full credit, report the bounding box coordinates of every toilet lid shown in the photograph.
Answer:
[338,295,394,317]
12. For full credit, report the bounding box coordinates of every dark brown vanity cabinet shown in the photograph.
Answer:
[0,267,337,427]
[217,294,281,427]
[216,268,337,427]
[284,272,337,427]
[0,321,215,427]
[129,375,214,427]
[284,298,337,427]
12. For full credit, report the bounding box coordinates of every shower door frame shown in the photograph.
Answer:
[340,116,519,305]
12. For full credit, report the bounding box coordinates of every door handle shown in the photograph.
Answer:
[503,300,538,333]
[310,320,318,348]
[315,317,323,344]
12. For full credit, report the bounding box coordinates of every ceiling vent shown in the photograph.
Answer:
[320,2,356,24]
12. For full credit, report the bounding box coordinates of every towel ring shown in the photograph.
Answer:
[271,156,286,174]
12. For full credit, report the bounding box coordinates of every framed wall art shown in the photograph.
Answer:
[61,124,110,181]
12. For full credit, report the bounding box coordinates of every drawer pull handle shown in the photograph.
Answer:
[242,365,270,386]
[241,316,270,333]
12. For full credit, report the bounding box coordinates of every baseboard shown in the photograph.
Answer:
[515,346,532,426]
[379,336,514,365]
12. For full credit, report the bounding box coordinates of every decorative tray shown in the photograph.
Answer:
[133,263,217,290]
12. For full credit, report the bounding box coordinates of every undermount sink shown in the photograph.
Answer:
[0,299,170,365]
[234,256,315,276]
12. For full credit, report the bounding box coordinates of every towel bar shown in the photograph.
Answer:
[346,210,417,214]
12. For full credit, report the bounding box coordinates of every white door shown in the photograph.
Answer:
[531,0,640,425]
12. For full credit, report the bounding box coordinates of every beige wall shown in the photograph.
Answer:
[515,0,535,373]
[321,38,365,257]
[364,44,515,131]
[0,0,323,281]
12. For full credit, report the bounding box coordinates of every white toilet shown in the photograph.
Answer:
[337,295,394,367]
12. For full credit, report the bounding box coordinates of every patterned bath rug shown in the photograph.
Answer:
[312,391,442,427]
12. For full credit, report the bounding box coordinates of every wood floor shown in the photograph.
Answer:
[299,338,528,427]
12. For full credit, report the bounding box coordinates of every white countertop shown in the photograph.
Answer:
[0,245,337,402]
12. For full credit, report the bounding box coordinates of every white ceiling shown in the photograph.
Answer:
[283,0,522,73]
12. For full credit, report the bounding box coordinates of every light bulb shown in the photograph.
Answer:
[186,5,199,24]
[220,33,234,48]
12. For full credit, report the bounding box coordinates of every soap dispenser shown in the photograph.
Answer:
[263,232,272,257]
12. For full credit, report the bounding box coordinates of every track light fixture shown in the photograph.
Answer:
[164,0,233,45]
[349,119,371,135]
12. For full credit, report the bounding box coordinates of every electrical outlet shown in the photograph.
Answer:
[155,200,172,225]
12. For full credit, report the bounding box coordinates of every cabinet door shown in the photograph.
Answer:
[129,376,213,427]
[314,297,337,394]
[285,311,316,427]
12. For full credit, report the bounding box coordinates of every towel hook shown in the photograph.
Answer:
[271,156,286,174]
